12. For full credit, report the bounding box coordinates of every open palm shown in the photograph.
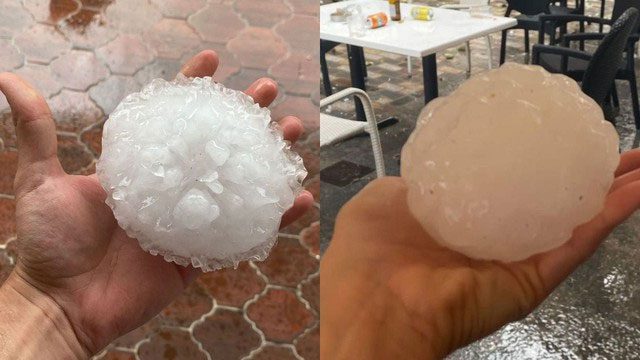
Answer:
[322,150,640,359]
[0,50,314,354]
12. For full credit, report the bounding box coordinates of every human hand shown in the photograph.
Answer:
[321,150,640,359]
[0,50,314,356]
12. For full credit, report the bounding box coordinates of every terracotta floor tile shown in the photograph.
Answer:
[89,75,141,114]
[193,308,261,360]
[144,19,200,60]
[15,24,72,64]
[49,0,82,23]
[256,237,317,287]
[21,0,49,23]
[150,0,206,19]
[4,239,17,263]
[228,27,289,70]
[96,349,136,360]
[300,273,319,313]
[160,282,213,328]
[293,131,320,179]
[188,4,245,44]
[287,0,318,16]
[295,326,319,360]
[0,39,24,72]
[58,12,118,50]
[96,35,155,75]
[81,125,103,156]
[15,63,63,98]
[0,151,17,195]
[247,288,314,342]
[52,50,109,91]
[104,0,162,35]
[0,198,16,245]
[0,2,34,39]
[275,15,318,55]
[138,328,207,360]
[234,0,291,27]
[269,52,320,96]
[223,69,271,94]
[57,134,95,174]
[50,90,104,132]
[272,96,319,136]
[197,261,266,307]
[300,221,320,257]
[251,345,298,360]
[110,316,162,349]
[134,58,182,86]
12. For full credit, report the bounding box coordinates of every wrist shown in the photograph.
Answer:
[0,272,89,359]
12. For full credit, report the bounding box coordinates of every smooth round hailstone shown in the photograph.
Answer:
[97,76,307,271]
[401,64,619,262]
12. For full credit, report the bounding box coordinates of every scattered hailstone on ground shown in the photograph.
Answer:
[401,63,619,262]
[97,76,307,271]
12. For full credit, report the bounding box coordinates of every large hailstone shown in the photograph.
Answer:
[401,64,619,262]
[97,76,307,271]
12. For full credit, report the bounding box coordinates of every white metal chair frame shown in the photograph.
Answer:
[320,88,386,178]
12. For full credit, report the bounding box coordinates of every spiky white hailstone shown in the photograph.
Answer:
[97,76,307,271]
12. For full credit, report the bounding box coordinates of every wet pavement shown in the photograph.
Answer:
[321,0,640,358]
[0,0,319,359]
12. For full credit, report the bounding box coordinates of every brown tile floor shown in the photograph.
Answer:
[0,0,319,359]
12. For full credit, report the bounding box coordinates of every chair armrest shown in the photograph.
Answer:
[531,44,593,72]
[538,14,611,26]
[561,32,640,47]
[561,32,605,46]
[538,15,612,44]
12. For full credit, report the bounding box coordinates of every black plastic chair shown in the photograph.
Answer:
[532,8,640,127]
[499,0,553,64]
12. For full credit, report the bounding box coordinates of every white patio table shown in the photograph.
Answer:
[320,0,517,120]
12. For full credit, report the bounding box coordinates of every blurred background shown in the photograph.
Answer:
[0,0,319,359]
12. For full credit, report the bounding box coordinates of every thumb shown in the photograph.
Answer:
[0,73,63,194]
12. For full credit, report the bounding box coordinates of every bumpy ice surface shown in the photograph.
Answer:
[97,76,307,271]
[401,64,619,262]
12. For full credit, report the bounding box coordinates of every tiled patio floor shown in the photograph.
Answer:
[321,0,640,358]
[0,0,319,359]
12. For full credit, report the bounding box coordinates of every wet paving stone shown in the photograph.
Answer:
[300,273,319,313]
[96,35,155,75]
[49,90,104,132]
[0,151,17,195]
[235,0,292,27]
[15,24,71,64]
[188,3,246,44]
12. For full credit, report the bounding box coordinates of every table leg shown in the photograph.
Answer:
[347,45,366,121]
[422,54,438,104]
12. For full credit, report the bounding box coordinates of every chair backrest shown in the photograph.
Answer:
[506,0,552,15]
[612,0,640,33]
[582,8,639,106]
